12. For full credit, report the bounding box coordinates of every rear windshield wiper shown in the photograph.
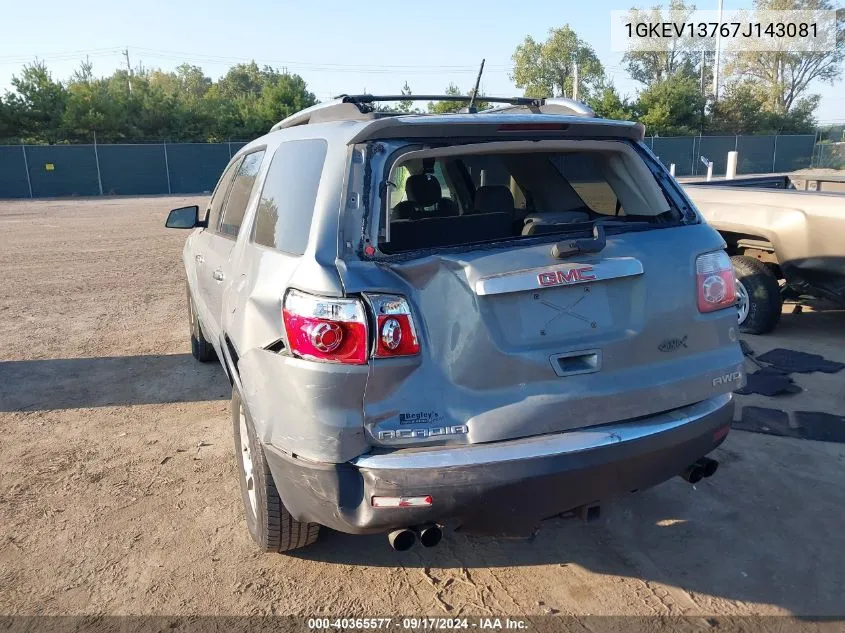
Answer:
[549,219,658,259]
[551,222,606,258]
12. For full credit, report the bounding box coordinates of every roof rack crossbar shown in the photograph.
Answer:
[335,94,542,111]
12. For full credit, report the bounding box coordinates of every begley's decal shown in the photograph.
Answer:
[399,411,443,425]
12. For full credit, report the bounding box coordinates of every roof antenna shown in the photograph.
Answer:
[467,59,485,113]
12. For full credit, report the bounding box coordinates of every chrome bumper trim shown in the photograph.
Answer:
[352,393,732,470]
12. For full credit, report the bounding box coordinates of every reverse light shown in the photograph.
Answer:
[283,289,368,364]
[372,495,433,508]
[696,251,737,313]
[365,294,421,358]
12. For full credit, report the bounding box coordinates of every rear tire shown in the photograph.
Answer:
[231,387,320,553]
[731,255,782,335]
[187,285,216,362]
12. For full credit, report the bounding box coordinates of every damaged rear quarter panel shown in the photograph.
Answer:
[239,348,370,463]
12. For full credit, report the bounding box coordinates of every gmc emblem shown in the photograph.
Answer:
[538,266,596,287]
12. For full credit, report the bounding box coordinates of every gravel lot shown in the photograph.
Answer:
[1,197,844,617]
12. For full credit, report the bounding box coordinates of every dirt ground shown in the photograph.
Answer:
[1,196,844,617]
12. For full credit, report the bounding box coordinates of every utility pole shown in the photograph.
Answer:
[122,48,133,93]
[712,0,723,101]
[699,50,707,134]
[572,57,579,101]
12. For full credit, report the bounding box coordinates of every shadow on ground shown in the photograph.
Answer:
[0,353,230,411]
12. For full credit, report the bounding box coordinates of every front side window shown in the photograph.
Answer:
[206,161,239,232]
[252,139,328,255]
[219,150,265,238]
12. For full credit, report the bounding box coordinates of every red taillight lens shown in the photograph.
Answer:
[282,289,368,364]
[696,251,737,313]
[364,294,420,358]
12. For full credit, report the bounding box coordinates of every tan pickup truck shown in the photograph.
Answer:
[684,177,844,334]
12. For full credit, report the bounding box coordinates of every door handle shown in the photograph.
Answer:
[195,254,204,264]
[213,269,225,282]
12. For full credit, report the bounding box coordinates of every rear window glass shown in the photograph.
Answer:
[377,144,677,254]
[550,154,619,216]
[253,139,328,255]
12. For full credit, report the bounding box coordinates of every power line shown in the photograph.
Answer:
[130,46,515,71]
[0,44,516,74]
[0,47,123,64]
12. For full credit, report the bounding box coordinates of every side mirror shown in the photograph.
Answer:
[165,205,205,229]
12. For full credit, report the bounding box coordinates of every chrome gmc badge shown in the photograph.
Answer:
[538,266,596,287]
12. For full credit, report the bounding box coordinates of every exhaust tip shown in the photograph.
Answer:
[698,457,719,478]
[417,525,442,548]
[388,528,416,551]
[680,465,705,484]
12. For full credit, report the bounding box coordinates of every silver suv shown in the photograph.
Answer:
[166,95,744,553]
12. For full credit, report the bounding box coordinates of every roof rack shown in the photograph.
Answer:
[484,97,596,118]
[269,94,595,132]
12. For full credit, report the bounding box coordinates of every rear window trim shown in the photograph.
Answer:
[365,137,693,260]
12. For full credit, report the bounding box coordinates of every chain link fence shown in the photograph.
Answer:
[0,134,830,199]
[0,141,248,199]
[645,133,818,178]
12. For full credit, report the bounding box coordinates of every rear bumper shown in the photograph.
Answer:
[263,394,734,536]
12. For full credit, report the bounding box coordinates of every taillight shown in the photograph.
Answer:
[282,289,368,364]
[364,294,420,358]
[696,251,737,313]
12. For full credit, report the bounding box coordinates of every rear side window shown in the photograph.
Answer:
[253,139,328,255]
[219,150,265,237]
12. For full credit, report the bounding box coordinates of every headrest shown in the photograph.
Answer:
[473,185,514,212]
[405,173,441,207]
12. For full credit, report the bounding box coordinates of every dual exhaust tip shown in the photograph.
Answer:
[388,525,442,551]
[680,456,719,484]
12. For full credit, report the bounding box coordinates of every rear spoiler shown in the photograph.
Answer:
[347,115,646,145]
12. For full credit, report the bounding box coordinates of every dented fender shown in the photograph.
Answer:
[238,348,370,463]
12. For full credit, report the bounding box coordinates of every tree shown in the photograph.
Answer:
[0,58,319,144]
[511,26,605,99]
[706,80,817,134]
[637,75,706,135]
[427,83,465,114]
[396,81,418,114]
[9,61,67,143]
[426,84,488,114]
[587,84,637,121]
[623,0,698,86]
[725,0,844,114]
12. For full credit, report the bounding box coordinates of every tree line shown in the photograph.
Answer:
[1,0,841,144]
[0,61,318,144]
[510,0,843,136]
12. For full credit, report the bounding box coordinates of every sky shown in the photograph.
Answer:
[0,0,842,124]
